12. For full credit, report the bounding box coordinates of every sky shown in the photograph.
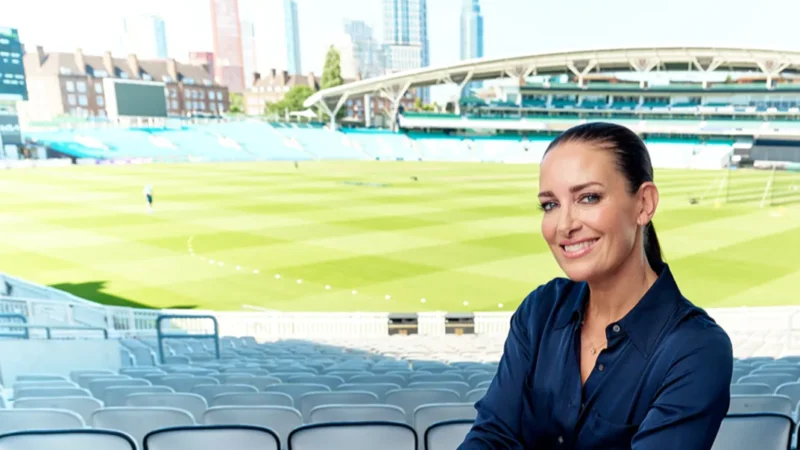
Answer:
[4,0,800,102]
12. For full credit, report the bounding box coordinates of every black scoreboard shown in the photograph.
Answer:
[0,27,27,101]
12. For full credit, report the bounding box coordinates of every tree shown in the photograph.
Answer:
[413,97,423,111]
[321,45,344,90]
[228,93,244,114]
[265,85,316,116]
[319,45,345,121]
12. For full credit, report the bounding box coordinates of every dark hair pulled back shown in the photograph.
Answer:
[544,122,663,271]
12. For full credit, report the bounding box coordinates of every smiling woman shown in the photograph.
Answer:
[459,123,734,450]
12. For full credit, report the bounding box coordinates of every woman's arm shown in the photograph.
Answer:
[631,323,733,450]
[458,290,540,450]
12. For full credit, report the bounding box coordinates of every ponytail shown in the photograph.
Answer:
[643,222,663,271]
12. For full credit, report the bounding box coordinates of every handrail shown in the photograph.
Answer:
[0,313,28,339]
[0,323,108,339]
[156,314,220,364]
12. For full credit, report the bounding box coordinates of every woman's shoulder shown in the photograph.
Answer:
[516,276,586,324]
[661,297,734,369]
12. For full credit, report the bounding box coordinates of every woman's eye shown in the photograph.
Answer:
[580,193,601,204]
[539,201,557,212]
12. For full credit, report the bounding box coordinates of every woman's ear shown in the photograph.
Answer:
[637,182,659,226]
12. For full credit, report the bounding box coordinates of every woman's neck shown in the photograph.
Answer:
[585,251,659,326]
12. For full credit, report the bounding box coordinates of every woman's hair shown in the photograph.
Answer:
[543,122,663,270]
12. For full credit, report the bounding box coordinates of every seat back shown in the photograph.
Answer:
[125,393,208,422]
[297,391,378,419]
[14,387,91,400]
[730,383,772,396]
[728,395,794,416]
[425,419,474,450]
[191,384,258,403]
[0,429,135,450]
[143,425,280,450]
[104,385,174,406]
[413,403,477,446]
[91,407,195,448]
[309,404,406,424]
[203,406,302,450]
[288,422,417,450]
[0,409,85,435]
[210,392,294,408]
[385,388,461,422]
[711,413,793,450]
[13,397,102,423]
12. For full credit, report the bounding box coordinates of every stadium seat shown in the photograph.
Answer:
[210,392,294,408]
[13,397,102,423]
[730,384,772,396]
[12,381,77,392]
[143,425,280,450]
[728,395,794,415]
[309,404,407,424]
[424,419,474,450]
[413,403,477,447]
[91,407,195,447]
[16,374,68,382]
[0,429,136,450]
[203,406,302,450]
[465,388,487,403]
[125,393,208,422]
[288,422,417,450]
[265,384,330,405]
[14,387,91,400]
[297,391,379,419]
[89,379,152,401]
[385,389,462,422]
[738,374,796,391]
[711,413,793,450]
[104,385,175,407]
[191,384,258,403]
[0,409,85,434]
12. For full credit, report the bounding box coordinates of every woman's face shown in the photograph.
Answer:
[538,140,644,282]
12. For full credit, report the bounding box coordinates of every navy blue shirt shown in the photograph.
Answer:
[460,264,733,450]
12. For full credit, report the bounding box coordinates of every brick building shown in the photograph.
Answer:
[20,47,230,122]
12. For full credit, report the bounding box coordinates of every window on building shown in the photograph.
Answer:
[218,102,224,111]
[185,99,191,109]
[77,81,87,93]
[171,100,178,109]
[98,109,106,117]
[65,81,75,92]
[78,95,87,106]
[142,73,153,81]
[94,83,103,94]
[96,96,104,106]
[67,94,76,106]
[94,70,108,78]
[199,90,205,99]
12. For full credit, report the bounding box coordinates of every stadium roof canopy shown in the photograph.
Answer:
[304,46,800,117]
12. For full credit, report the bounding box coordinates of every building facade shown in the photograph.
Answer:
[20,47,230,122]
[382,0,430,102]
[459,0,484,93]
[210,0,245,92]
[243,69,318,116]
[122,14,168,60]
[339,20,385,80]
[240,20,257,89]
[255,0,302,75]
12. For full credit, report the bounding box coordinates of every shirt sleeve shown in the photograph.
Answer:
[631,324,733,450]
[458,289,540,450]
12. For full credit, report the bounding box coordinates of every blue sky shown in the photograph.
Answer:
[4,0,800,102]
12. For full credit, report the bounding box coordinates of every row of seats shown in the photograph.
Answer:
[0,420,475,450]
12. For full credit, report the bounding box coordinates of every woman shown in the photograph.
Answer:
[459,122,733,450]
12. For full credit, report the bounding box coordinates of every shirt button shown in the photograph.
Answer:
[597,363,605,372]
[558,436,564,444]
[612,324,621,333]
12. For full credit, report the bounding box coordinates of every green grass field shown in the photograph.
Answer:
[1,161,799,312]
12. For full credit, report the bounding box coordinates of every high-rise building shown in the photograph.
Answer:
[240,20,258,88]
[382,0,429,101]
[122,14,168,59]
[460,0,483,61]
[460,0,484,93]
[256,0,302,75]
[210,0,246,92]
[338,20,384,80]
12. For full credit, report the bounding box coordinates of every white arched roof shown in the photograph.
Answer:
[304,46,800,108]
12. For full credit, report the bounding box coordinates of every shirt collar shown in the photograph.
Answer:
[554,263,682,358]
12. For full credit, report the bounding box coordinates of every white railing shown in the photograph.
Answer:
[3,274,800,357]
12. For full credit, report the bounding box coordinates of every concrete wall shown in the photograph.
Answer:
[0,340,121,384]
